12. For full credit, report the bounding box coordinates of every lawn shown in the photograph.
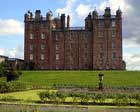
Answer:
[0,89,45,102]
[18,71,140,88]
[0,71,140,111]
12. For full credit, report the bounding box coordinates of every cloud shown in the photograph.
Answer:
[56,0,76,14]
[0,44,24,59]
[0,19,24,36]
[56,0,76,26]
[123,38,140,48]
[123,53,140,70]
[75,4,93,17]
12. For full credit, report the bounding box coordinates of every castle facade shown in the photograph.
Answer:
[24,7,124,70]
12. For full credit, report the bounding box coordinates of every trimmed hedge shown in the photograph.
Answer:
[38,90,140,106]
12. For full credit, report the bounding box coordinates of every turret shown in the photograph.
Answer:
[92,9,98,19]
[53,17,61,29]
[24,13,29,21]
[104,7,111,17]
[24,10,33,21]
[46,10,52,21]
[67,15,70,28]
[85,12,92,30]
[104,7,111,28]
[35,10,41,20]
[116,8,122,19]
[61,14,65,30]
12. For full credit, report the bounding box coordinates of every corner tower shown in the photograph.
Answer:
[92,7,123,70]
[24,10,53,69]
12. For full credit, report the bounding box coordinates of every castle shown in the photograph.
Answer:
[24,7,124,70]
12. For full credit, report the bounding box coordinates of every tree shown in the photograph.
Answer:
[0,62,8,77]
[28,61,35,70]
[6,69,22,82]
[0,61,22,82]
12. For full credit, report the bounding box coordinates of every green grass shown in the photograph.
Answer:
[0,89,45,102]
[17,71,140,88]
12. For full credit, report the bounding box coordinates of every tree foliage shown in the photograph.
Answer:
[0,62,8,77]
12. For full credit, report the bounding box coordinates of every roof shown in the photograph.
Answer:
[98,15,116,19]
[0,55,8,58]
[7,58,24,61]
[52,27,86,31]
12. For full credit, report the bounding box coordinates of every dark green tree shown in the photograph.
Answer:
[0,62,8,77]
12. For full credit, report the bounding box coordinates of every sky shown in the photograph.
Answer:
[0,0,140,70]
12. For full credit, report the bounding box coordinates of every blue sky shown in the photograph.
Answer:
[0,0,140,70]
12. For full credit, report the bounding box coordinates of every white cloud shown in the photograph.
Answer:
[0,19,24,36]
[123,53,140,70]
[56,0,76,26]
[75,4,93,17]
[56,0,76,14]
[0,44,24,59]
[123,38,140,48]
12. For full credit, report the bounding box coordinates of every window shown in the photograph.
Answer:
[41,44,45,50]
[70,54,74,64]
[30,24,33,29]
[100,43,103,49]
[41,33,45,39]
[30,33,34,39]
[30,54,33,60]
[112,42,116,49]
[85,43,88,49]
[71,52,73,58]
[55,34,58,41]
[56,54,59,60]
[84,33,88,42]
[41,54,44,60]
[98,20,104,26]
[112,52,116,59]
[112,30,116,37]
[30,45,33,51]
[100,53,103,59]
[70,32,74,40]
[56,66,59,70]
[98,31,104,37]
[70,43,73,49]
[85,52,88,58]
[56,44,59,50]
[112,20,116,27]
[41,23,46,28]
[85,58,88,63]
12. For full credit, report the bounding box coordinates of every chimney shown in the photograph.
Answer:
[67,15,70,28]
[61,14,65,29]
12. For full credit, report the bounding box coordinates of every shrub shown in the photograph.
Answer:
[0,81,27,93]
[0,81,9,93]
[38,90,51,103]
[113,94,129,106]
[133,94,140,106]
[6,70,22,82]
